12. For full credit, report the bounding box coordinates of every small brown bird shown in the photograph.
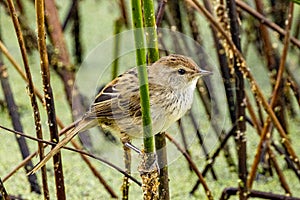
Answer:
[30,54,212,174]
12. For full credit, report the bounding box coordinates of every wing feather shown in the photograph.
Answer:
[89,68,142,121]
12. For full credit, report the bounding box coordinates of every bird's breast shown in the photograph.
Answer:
[150,87,194,133]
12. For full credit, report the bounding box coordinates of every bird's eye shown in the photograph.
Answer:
[177,68,186,75]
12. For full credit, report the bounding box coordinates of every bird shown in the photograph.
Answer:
[29,54,212,174]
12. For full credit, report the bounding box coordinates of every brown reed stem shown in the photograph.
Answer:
[267,146,291,195]
[155,132,169,200]
[220,187,300,200]
[0,55,40,193]
[71,0,82,64]
[189,111,218,179]
[62,0,79,31]
[155,0,167,27]
[119,0,128,27]
[0,178,10,200]
[226,1,247,199]
[5,0,49,198]
[3,151,38,182]
[121,143,131,200]
[177,119,191,167]
[36,0,66,198]
[166,133,214,200]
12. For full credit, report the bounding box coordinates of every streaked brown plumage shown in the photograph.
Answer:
[30,54,212,174]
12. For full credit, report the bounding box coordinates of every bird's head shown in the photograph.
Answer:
[150,54,212,90]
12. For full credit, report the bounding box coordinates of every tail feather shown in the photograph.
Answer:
[29,118,97,175]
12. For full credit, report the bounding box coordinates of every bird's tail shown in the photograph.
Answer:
[29,118,98,175]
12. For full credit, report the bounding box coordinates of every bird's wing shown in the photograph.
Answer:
[89,68,142,120]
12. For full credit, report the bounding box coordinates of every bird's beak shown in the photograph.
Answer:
[197,69,213,77]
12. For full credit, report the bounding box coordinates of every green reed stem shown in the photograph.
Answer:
[143,0,159,63]
[111,18,123,80]
[131,0,154,153]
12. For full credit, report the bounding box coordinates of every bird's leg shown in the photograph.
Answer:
[121,135,131,200]
[124,142,142,154]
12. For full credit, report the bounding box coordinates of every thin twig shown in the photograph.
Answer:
[62,0,78,31]
[189,112,218,180]
[166,133,213,200]
[155,0,167,27]
[0,178,10,200]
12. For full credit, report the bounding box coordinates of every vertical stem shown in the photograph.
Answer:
[0,56,40,194]
[119,0,129,27]
[0,178,10,200]
[131,0,153,153]
[35,0,66,199]
[121,143,131,200]
[112,18,123,80]
[144,0,170,198]
[155,132,169,200]
[143,0,159,63]
[5,0,49,198]
[62,0,78,31]
[226,0,247,199]
[189,112,218,180]
[72,0,82,64]
[155,0,167,27]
